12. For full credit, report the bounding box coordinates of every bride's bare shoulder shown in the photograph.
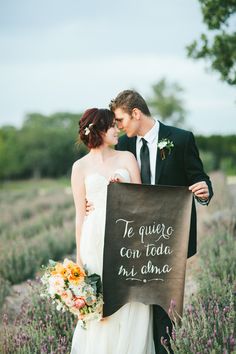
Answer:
[115,150,136,162]
[72,155,90,174]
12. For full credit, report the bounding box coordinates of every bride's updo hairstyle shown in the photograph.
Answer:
[79,108,115,149]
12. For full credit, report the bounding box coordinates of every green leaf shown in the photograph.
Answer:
[49,259,57,267]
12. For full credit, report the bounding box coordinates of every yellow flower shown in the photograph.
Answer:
[50,259,84,284]
[63,259,75,268]
[67,264,86,285]
[51,263,67,279]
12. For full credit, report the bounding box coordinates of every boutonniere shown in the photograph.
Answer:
[157,138,174,160]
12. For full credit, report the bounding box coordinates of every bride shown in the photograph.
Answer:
[70,108,155,354]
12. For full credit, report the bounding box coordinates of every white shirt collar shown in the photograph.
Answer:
[137,119,159,144]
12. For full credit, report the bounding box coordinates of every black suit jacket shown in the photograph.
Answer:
[116,121,213,258]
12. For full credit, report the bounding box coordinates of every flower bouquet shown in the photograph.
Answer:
[40,258,103,328]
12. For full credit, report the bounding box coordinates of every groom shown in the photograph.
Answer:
[110,90,213,354]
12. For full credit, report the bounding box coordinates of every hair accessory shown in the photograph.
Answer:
[84,123,93,136]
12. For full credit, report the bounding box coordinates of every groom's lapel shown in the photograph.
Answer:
[155,121,172,184]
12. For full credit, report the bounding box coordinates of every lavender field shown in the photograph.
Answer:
[0,174,235,353]
[0,179,76,310]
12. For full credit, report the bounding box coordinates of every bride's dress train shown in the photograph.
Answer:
[71,169,155,354]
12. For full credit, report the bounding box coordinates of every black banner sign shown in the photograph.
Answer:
[102,183,192,319]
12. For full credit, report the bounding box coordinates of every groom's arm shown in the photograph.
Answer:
[184,132,213,205]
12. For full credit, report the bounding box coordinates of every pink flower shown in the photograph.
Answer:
[61,289,74,307]
[74,298,86,309]
[48,275,65,296]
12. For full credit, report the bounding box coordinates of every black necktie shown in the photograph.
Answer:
[140,138,151,184]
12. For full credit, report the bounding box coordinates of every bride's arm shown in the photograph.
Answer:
[124,152,141,184]
[71,161,86,267]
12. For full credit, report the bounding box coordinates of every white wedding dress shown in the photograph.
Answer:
[71,169,155,354]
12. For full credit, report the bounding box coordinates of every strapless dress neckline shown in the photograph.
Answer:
[85,168,130,183]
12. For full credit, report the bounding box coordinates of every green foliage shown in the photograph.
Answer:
[147,78,187,127]
[187,0,236,85]
[0,278,10,309]
[198,150,216,173]
[199,0,236,29]
[0,112,87,180]
[220,157,236,175]
[196,135,236,175]
[1,108,235,180]
[0,126,24,179]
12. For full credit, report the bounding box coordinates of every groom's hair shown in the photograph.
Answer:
[109,90,151,117]
[79,108,115,148]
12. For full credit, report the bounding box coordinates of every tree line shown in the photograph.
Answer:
[0,112,235,181]
[0,113,85,180]
[2,0,236,181]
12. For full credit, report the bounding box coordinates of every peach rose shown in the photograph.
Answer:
[48,275,65,296]
[74,297,86,309]
[61,289,74,307]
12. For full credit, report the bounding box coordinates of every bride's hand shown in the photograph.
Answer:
[108,173,125,183]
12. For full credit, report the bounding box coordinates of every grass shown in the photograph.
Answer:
[0,177,70,191]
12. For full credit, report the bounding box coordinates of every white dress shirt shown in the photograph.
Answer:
[136,120,159,185]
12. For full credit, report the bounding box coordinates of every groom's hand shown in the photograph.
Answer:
[189,181,209,200]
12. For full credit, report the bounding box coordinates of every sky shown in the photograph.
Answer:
[0,0,235,135]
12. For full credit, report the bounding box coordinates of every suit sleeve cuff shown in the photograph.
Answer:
[195,196,209,205]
